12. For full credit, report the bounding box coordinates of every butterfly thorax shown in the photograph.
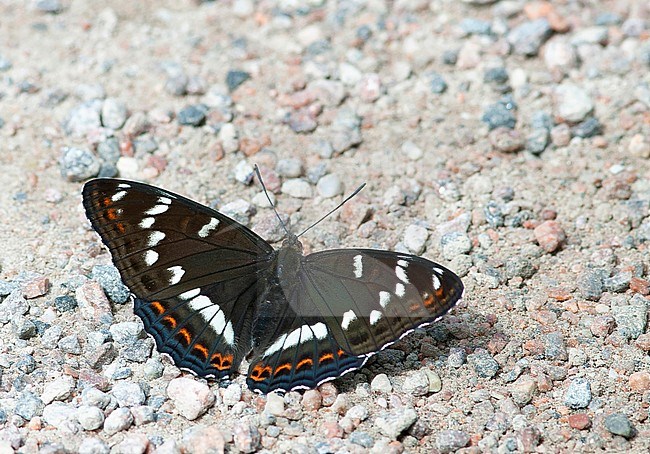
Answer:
[276,235,304,290]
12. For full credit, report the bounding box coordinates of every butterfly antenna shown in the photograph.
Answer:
[297,182,366,238]
[254,165,291,237]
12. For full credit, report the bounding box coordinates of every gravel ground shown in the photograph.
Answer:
[1,0,650,452]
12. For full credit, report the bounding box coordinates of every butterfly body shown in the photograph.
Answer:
[82,178,463,393]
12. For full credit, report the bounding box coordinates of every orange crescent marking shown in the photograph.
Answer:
[162,315,177,329]
[178,328,191,345]
[106,208,118,220]
[250,364,272,381]
[274,363,292,375]
[337,349,345,357]
[319,352,334,363]
[115,222,126,234]
[423,294,435,307]
[101,197,112,207]
[210,352,234,370]
[150,301,165,315]
[296,358,313,370]
[193,343,209,359]
[435,286,445,299]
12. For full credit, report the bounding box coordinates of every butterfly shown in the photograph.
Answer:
[82,177,464,393]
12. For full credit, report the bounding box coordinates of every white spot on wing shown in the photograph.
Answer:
[143,250,158,266]
[187,295,235,346]
[369,310,382,325]
[198,217,220,238]
[396,266,410,284]
[179,288,201,300]
[341,310,357,330]
[223,322,235,346]
[397,259,409,268]
[432,274,441,290]
[433,267,444,274]
[146,204,169,215]
[111,191,127,202]
[263,322,328,358]
[379,291,390,308]
[353,254,363,278]
[395,283,406,298]
[158,196,172,205]
[147,231,165,247]
[117,183,131,189]
[168,266,185,285]
[140,217,155,229]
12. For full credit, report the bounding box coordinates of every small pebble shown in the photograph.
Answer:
[91,265,129,304]
[371,374,393,393]
[316,174,343,198]
[436,430,471,454]
[534,220,566,253]
[180,425,225,454]
[568,413,591,430]
[103,407,133,435]
[77,405,105,431]
[564,378,592,409]
[468,350,499,378]
[301,390,321,411]
[440,232,471,260]
[281,179,312,199]
[404,224,429,255]
[167,377,215,420]
[489,127,525,153]
[222,383,242,406]
[59,147,100,182]
[233,421,261,453]
[604,413,634,439]
[112,381,146,407]
[177,105,207,126]
[628,371,650,392]
[264,392,285,416]
[42,375,75,404]
[375,408,418,439]
[101,98,127,130]
[78,438,109,454]
[429,73,448,94]
[507,18,553,56]
[612,301,647,339]
[276,158,303,178]
[402,370,429,396]
[234,160,255,185]
[554,83,594,123]
[571,116,602,138]
[510,376,537,406]
[226,70,250,92]
[401,141,424,161]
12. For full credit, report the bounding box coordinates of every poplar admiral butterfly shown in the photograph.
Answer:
[82,174,463,393]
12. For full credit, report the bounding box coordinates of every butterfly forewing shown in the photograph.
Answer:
[301,249,464,356]
[82,179,274,378]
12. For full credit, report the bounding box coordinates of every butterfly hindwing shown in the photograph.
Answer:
[246,280,366,393]
[82,179,274,378]
[301,249,464,356]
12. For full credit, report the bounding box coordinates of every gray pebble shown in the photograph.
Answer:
[78,438,109,454]
[436,430,470,454]
[109,322,143,345]
[16,354,36,374]
[482,101,517,130]
[122,341,153,363]
[96,138,120,164]
[460,18,492,36]
[484,67,509,85]
[226,70,250,92]
[603,271,632,293]
[15,391,44,419]
[234,160,255,185]
[554,83,593,123]
[282,179,313,199]
[505,256,536,279]
[440,232,472,260]
[402,370,430,396]
[131,405,155,426]
[64,100,102,136]
[564,377,592,409]
[101,98,127,130]
[507,18,553,56]
[0,55,12,71]
[54,295,77,312]
[316,174,343,198]
[14,318,37,340]
[346,404,369,421]
[612,298,648,340]
[401,141,424,161]
[577,270,605,301]
[276,158,303,178]
[220,199,254,225]
[143,358,164,380]
[133,137,158,154]
[442,49,458,65]
[571,116,602,138]
[526,128,550,154]
[349,431,374,448]
[222,383,242,406]
[82,387,111,409]
[59,147,100,182]
[404,224,429,255]
[375,408,418,439]
[111,381,145,407]
[430,73,448,94]
[91,265,129,304]
[233,421,261,453]
[58,334,82,354]
[77,405,105,431]
[42,325,63,349]
[312,139,334,159]
[306,163,327,184]
[370,374,393,393]
[103,407,133,435]
[447,347,467,368]
[545,332,567,360]
[605,413,634,438]
[165,73,189,96]
[36,0,62,13]
[468,350,499,379]
[43,402,80,431]
[177,104,207,126]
